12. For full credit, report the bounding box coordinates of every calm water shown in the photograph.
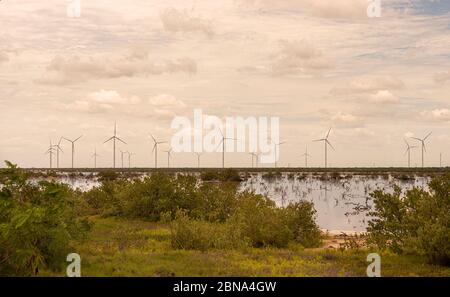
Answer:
[31,172,431,232]
[240,173,430,232]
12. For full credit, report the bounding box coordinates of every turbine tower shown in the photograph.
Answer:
[150,134,166,168]
[63,135,82,169]
[249,152,259,168]
[53,137,64,168]
[126,152,135,169]
[411,132,432,168]
[404,139,417,168]
[218,129,236,168]
[271,140,286,168]
[164,148,172,168]
[104,123,126,168]
[91,148,100,169]
[314,128,335,168]
[301,145,311,168]
[195,152,202,168]
[119,149,126,169]
[45,140,56,168]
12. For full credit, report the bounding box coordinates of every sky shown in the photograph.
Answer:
[0,0,449,168]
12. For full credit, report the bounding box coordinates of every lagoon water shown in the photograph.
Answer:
[32,172,431,233]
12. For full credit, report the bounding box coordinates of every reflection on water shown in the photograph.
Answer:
[239,173,430,232]
[31,172,431,232]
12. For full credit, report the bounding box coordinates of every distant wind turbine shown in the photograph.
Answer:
[271,139,286,168]
[45,140,56,168]
[91,148,100,169]
[119,149,126,169]
[249,152,259,168]
[195,152,202,168]
[104,123,126,168]
[301,145,311,168]
[126,152,135,168]
[63,135,82,169]
[164,148,173,168]
[218,129,237,168]
[150,134,166,168]
[404,139,417,168]
[314,128,335,168]
[53,137,64,168]
[411,132,432,168]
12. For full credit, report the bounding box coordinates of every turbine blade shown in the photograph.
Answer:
[326,127,332,139]
[313,139,326,142]
[74,135,83,142]
[424,132,432,141]
[326,140,335,151]
[116,137,127,144]
[103,136,114,144]
[150,134,156,143]
[411,137,422,142]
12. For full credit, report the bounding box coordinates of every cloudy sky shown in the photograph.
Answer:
[0,0,449,168]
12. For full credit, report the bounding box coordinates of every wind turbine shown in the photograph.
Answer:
[301,145,311,168]
[314,128,335,168]
[126,152,135,169]
[119,149,126,169]
[218,129,236,168]
[91,148,100,169]
[404,139,417,168]
[63,135,82,169]
[411,132,432,168]
[53,137,64,168]
[45,140,56,168]
[104,123,126,168]
[164,148,173,168]
[150,134,166,168]
[195,152,202,168]
[271,139,286,168]
[249,152,259,168]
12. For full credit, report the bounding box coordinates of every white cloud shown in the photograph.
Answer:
[331,112,364,128]
[368,90,400,103]
[160,8,214,37]
[88,90,141,105]
[37,51,197,85]
[149,94,186,109]
[404,132,415,138]
[434,71,450,83]
[237,0,369,19]
[60,90,141,113]
[331,76,405,95]
[270,39,332,76]
[420,108,450,122]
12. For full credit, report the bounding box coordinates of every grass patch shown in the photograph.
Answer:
[43,217,450,277]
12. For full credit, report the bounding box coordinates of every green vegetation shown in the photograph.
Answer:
[42,217,450,276]
[367,173,450,266]
[1,161,450,276]
[0,162,90,276]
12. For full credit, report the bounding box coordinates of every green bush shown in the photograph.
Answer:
[232,192,292,248]
[170,211,247,251]
[0,161,90,276]
[81,180,127,216]
[284,202,323,248]
[368,174,450,266]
